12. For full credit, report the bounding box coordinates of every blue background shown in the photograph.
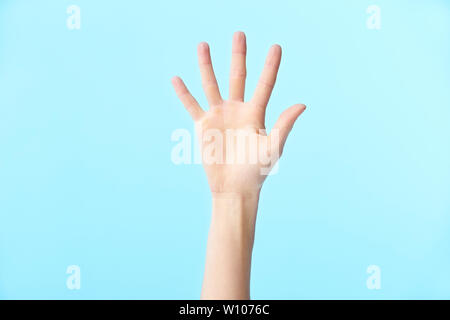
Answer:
[0,0,449,299]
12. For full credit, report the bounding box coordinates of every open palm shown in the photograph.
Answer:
[172,31,306,195]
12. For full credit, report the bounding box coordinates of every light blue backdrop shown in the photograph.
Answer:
[0,0,449,299]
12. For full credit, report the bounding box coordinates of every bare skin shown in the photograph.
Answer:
[171,31,306,299]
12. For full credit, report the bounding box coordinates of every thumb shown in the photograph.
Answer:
[270,104,306,154]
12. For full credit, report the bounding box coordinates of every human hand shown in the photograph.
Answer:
[171,31,306,196]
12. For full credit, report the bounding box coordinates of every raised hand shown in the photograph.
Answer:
[171,31,306,299]
[172,31,306,196]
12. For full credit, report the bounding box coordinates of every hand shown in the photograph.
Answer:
[172,31,306,196]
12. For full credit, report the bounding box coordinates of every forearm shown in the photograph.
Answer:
[201,192,260,300]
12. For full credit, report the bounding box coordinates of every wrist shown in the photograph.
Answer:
[211,190,260,201]
[211,191,260,218]
[210,192,260,245]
